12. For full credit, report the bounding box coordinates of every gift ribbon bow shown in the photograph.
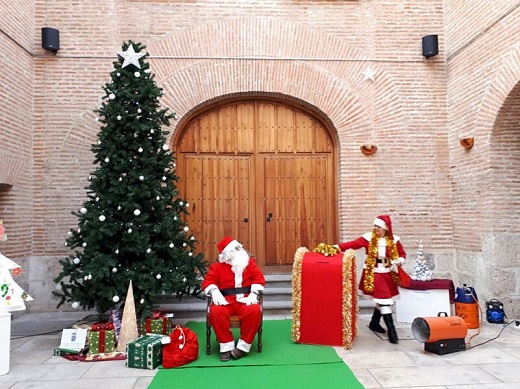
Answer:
[91,322,115,331]
[152,310,167,319]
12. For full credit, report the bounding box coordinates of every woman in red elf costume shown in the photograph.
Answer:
[338,214,409,344]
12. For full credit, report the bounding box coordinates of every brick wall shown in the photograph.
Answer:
[0,1,518,314]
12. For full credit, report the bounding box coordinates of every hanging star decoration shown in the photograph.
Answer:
[362,68,376,82]
[118,44,145,69]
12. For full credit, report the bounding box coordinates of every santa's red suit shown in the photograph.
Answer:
[202,236,265,355]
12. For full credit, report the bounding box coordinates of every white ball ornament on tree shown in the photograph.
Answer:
[169,243,174,248]
[183,226,189,233]
[139,175,144,181]
[134,71,141,77]
[56,284,62,290]
[80,207,87,214]
[138,147,143,153]
[128,228,133,233]
[162,144,169,151]
[134,209,141,216]
[104,157,110,163]
[186,202,189,208]
[140,298,145,304]
[109,93,115,100]
[112,295,120,303]
[67,231,73,237]
[146,248,152,254]
[179,201,184,206]
[73,257,80,264]
[156,195,160,200]
[82,242,87,247]
[156,274,162,279]
[162,176,167,181]
[117,115,122,120]
[72,302,80,309]
[137,108,142,114]
[99,215,106,222]
[112,267,118,273]
[115,249,119,254]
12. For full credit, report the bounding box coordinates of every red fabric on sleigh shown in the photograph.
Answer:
[298,252,345,346]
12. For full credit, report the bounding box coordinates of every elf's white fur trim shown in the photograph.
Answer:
[374,218,388,230]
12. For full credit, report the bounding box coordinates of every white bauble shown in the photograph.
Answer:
[128,228,133,233]
[72,302,79,309]
[80,207,87,214]
[104,157,110,163]
[138,147,143,153]
[183,226,189,232]
[112,295,120,303]
[146,248,151,254]
[73,257,80,264]
[55,284,62,290]
[139,175,144,181]
[140,298,145,304]
[99,215,106,222]
[109,93,115,100]
[112,267,117,273]
[156,274,162,279]
[169,243,174,248]
[134,209,141,216]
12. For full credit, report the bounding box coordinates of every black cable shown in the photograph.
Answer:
[467,320,517,349]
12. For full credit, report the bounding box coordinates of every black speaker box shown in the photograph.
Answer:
[42,27,60,52]
[422,34,438,58]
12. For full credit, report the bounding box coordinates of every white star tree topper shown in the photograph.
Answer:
[118,44,145,69]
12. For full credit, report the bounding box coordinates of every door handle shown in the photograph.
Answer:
[266,212,273,222]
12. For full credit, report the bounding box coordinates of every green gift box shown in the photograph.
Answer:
[126,334,163,369]
[140,315,170,335]
[88,327,116,354]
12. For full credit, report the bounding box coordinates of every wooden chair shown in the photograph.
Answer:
[205,290,264,355]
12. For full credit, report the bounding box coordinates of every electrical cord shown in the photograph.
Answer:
[467,320,518,349]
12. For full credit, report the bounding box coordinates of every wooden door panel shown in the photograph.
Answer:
[184,155,251,263]
[263,154,332,265]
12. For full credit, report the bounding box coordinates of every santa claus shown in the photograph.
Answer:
[202,236,265,361]
[338,214,407,344]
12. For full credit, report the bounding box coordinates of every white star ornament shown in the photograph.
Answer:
[118,45,145,69]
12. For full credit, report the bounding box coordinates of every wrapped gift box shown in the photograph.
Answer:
[126,334,163,369]
[88,323,115,354]
[291,247,358,349]
[140,312,171,335]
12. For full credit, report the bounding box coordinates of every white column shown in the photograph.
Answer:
[0,312,11,375]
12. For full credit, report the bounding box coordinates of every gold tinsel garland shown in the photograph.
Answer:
[312,243,340,256]
[342,248,357,349]
[291,246,358,349]
[364,231,400,293]
[291,247,308,343]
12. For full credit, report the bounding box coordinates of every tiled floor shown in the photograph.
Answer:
[1,312,519,388]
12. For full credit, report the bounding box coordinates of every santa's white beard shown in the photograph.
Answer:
[231,249,250,274]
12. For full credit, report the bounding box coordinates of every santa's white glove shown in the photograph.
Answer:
[210,288,229,306]
[243,292,259,305]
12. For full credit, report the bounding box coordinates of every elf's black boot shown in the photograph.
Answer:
[368,308,386,334]
[383,314,399,344]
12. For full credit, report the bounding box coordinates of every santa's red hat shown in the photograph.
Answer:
[217,235,240,259]
[374,215,393,237]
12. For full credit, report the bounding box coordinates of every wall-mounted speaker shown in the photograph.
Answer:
[42,27,60,53]
[422,34,438,58]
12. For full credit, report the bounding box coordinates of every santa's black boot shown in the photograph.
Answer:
[368,308,386,334]
[382,314,399,344]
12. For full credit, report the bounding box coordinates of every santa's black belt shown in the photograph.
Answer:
[376,258,390,264]
[220,287,251,296]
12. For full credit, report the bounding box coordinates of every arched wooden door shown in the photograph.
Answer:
[176,99,337,269]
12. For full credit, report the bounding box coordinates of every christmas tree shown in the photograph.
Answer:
[53,41,206,317]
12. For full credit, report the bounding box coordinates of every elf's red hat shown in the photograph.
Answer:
[374,215,393,236]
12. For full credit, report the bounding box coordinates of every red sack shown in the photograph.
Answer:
[162,325,199,368]
[392,266,411,288]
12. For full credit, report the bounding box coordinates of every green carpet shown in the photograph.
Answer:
[148,319,363,388]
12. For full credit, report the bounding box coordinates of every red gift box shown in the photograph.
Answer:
[292,248,358,349]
